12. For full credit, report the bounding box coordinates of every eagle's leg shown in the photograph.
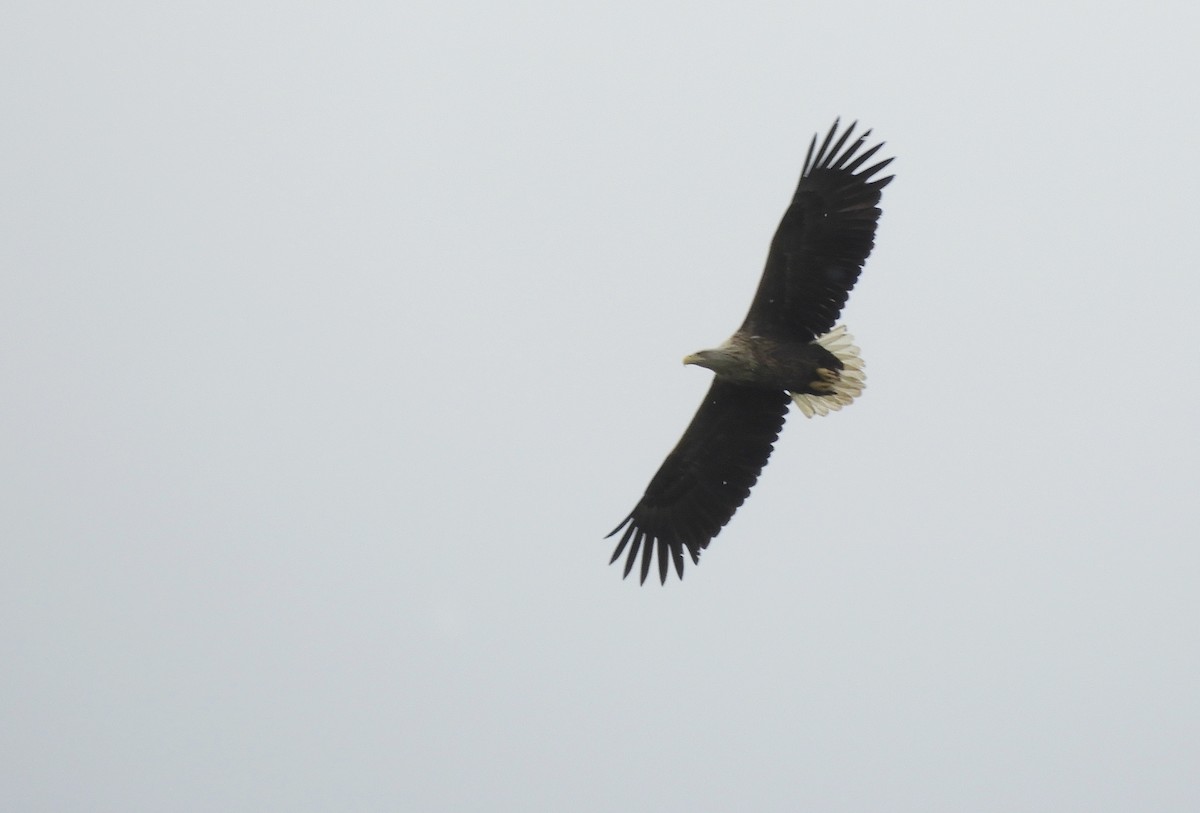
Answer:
[809,367,841,393]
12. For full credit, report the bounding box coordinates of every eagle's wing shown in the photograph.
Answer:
[740,119,894,342]
[607,381,790,584]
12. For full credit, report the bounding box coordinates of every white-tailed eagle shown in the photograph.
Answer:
[608,119,894,584]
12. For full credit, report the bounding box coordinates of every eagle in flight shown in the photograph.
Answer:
[608,119,894,584]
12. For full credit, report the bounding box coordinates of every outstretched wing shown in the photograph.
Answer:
[608,381,791,584]
[740,119,894,342]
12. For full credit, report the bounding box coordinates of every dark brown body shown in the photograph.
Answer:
[687,333,845,394]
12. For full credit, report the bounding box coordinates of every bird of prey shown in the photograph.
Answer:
[607,119,893,584]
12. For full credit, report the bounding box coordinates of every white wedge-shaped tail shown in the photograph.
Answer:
[790,324,865,418]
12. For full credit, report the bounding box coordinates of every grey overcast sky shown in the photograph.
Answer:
[4,1,1199,811]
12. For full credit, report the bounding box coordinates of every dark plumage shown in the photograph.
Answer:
[608,119,894,584]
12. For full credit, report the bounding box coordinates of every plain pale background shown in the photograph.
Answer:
[4,1,1199,810]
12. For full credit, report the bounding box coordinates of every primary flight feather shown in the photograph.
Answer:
[608,119,894,584]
